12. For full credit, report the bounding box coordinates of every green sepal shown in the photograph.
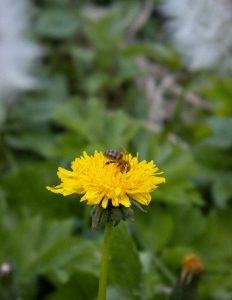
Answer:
[90,203,134,229]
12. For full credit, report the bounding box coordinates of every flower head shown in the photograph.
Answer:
[47,151,165,209]
[181,255,204,284]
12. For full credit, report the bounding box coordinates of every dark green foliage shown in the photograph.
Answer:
[109,224,143,300]
[1,0,232,299]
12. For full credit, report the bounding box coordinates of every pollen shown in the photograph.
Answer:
[47,151,166,208]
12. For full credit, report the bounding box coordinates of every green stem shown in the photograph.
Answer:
[98,222,113,300]
[153,254,175,284]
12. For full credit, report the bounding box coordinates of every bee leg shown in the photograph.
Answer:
[120,161,130,173]
[117,162,125,173]
[125,162,130,172]
[105,161,115,166]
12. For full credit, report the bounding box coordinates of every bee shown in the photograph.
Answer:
[104,150,131,173]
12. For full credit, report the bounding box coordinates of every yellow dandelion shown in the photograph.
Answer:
[47,150,165,208]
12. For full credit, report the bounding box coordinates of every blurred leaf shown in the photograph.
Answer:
[52,98,139,148]
[195,209,232,299]
[212,172,232,209]
[107,286,131,300]
[196,209,232,263]
[109,223,143,300]
[134,133,203,205]
[37,8,80,38]
[70,47,95,65]
[84,3,139,51]
[161,245,194,271]
[45,272,98,300]
[6,129,57,158]
[0,102,6,125]
[0,216,100,299]
[194,145,232,171]
[11,74,68,124]
[137,207,173,252]
[0,163,81,218]
[204,117,232,148]
[169,206,207,245]
[122,43,180,68]
[198,77,232,115]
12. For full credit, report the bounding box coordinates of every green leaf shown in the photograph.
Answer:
[37,9,80,38]
[109,223,143,300]
[169,206,207,245]
[195,210,232,299]
[52,98,139,148]
[45,272,98,300]
[136,207,173,252]
[205,117,232,148]
[134,134,203,205]
[0,215,101,299]
[161,246,194,270]
[212,172,232,208]
[0,163,81,218]
[84,3,139,51]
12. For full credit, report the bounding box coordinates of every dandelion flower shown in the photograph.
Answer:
[47,151,165,209]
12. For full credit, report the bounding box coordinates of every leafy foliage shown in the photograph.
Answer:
[0,0,232,299]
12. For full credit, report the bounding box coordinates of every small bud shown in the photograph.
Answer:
[181,255,204,285]
[169,255,204,300]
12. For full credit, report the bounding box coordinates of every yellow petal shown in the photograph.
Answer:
[119,194,131,207]
[101,196,109,208]
[132,193,151,205]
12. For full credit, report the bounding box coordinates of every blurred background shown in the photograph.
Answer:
[0,0,232,299]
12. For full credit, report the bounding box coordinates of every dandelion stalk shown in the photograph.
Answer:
[98,222,113,300]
